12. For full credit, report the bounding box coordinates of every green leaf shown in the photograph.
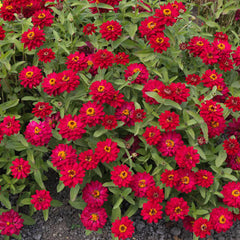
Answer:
[34,170,45,189]
[124,196,135,205]
[51,200,63,207]
[0,99,19,111]
[111,207,121,222]
[215,150,227,168]
[223,174,237,181]
[121,188,132,197]
[57,181,65,193]
[124,204,138,218]
[113,197,123,209]
[70,184,80,202]
[0,193,11,209]
[20,198,31,205]
[93,166,102,178]
[125,23,138,40]
[21,214,36,225]
[69,198,87,210]
[43,209,49,221]
[93,127,108,138]
[103,182,116,187]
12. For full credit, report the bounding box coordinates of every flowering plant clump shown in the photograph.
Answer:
[0,0,240,239]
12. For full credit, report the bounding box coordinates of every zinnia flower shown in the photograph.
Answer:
[78,149,99,170]
[37,48,55,63]
[10,158,31,179]
[141,201,163,223]
[111,216,135,240]
[0,210,24,236]
[19,66,43,88]
[31,189,52,210]
[99,20,122,41]
[193,218,212,238]
[111,165,133,188]
[32,102,53,119]
[1,116,20,136]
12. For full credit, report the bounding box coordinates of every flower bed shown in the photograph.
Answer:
[0,0,240,239]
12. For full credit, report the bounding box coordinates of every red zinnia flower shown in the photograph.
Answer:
[114,52,129,65]
[32,102,53,118]
[225,96,240,112]
[1,116,20,136]
[149,33,170,53]
[201,69,224,89]
[21,27,45,51]
[115,101,135,126]
[50,144,77,171]
[31,190,52,210]
[146,186,164,203]
[0,210,24,236]
[141,201,163,223]
[223,138,240,155]
[65,52,88,72]
[102,115,118,130]
[175,145,200,169]
[161,169,178,188]
[142,79,165,105]
[10,158,31,179]
[83,23,97,35]
[154,3,179,26]
[199,45,219,65]
[24,121,52,146]
[133,109,146,123]
[195,170,214,188]
[58,70,80,93]
[108,90,125,108]
[111,216,135,240]
[143,126,162,145]
[221,181,240,208]
[78,149,99,170]
[227,152,240,170]
[187,36,210,57]
[95,138,120,163]
[175,168,196,194]
[210,206,233,233]
[100,20,122,41]
[193,218,212,238]
[158,110,179,132]
[80,206,107,231]
[58,114,86,141]
[124,63,149,85]
[42,72,61,96]
[218,57,234,72]
[89,79,115,104]
[92,49,114,69]
[82,180,108,207]
[0,3,16,22]
[37,48,55,63]
[156,131,184,157]
[79,101,105,127]
[111,165,133,188]
[32,9,54,29]
[171,82,190,104]
[130,172,155,198]
[232,46,240,66]
[214,32,228,41]
[60,163,85,188]
[139,16,165,40]
[185,74,201,86]
[165,197,189,221]
[19,65,43,88]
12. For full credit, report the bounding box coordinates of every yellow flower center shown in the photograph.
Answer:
[72,56,79,62]
[174,206,182,214]
[58,151,66,160]
[152,88,160,93]
[62,75,69,82]
[232,189,240,197]
[219,215,226,224]
[86,107,95,116]
[67,120,77,129]
[196,41,204,46]
[38,13,46,19]
[147,21,156,30]
[119,171,128,179]
[49,78,56,85]
[218,43,225,50]
[91,214,99,221]
[98,86,105,92]
[27,32,35,40]
[163,9,171,16]
[182,176,190,184]
[166,139,174,148]
[68,169,76,178]
[17,165,23,172]
[119,224,127,233]
[85,156,92,162]
[122,109,129,116]
[107,25,114,31]
[149,208,157,216]
[210,74,217,80]
[34,126,41,134]
[92,190,100,198]
[156,37,164,44]
[211,121,219,128]
[201,224,207,231]
[26,71,34,78]
[6,5,13,10]
[138,179,146,188]
[104,146,111,152]
[168,174,174,180]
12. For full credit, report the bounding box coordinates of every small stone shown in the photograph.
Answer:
[218,237,225,240]
[170,227,181,236]
[136,221,146,232]
[33,233,42,240]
